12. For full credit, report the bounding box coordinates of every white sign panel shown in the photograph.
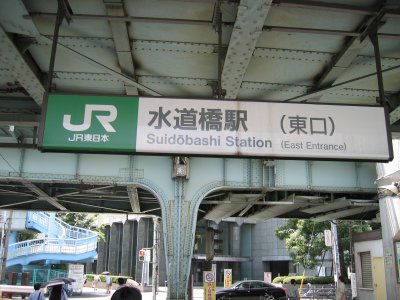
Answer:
[350,272,357,298]
[136,98,391,161]
[264,272,272,283]
[324,229,332,247]
[68,264,84,294]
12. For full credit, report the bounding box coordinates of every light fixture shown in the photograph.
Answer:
[378,182,399,196]
[172,156,190,179]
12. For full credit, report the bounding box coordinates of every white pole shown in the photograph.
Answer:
[331,220,341,285]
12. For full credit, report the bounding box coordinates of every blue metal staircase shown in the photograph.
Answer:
[6,212,98,267]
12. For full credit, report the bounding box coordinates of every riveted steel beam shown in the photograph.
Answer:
[311,206,378,222]
[22,181,67,210]
[221,0,273,99]
[0,26,45,106]
[272,0,381,15]
[315,8,389,91]
[133,40,215,54]
[127,185,141,213]
[253,48,332,62]
[36,35,161,96]
[286,64,400,102]
[0,114,40,126]
[104,0,138,95]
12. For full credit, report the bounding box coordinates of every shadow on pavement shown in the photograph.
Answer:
[71,287,111,299]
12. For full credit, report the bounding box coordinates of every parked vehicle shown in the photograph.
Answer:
[215,280,287,300]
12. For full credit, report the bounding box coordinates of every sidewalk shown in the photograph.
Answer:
[73,286,204,300]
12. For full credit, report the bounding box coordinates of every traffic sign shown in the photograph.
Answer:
[139,249,145,261]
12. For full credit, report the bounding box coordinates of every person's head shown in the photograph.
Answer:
[49,285,62,300]
[290,279,296,285]
[117,277,125,285]
[338,275,344,282]
[111,286,142,300]
[34,283,41,290]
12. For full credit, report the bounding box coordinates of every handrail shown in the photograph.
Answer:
[8,212,98,262]
[7,237,98,259]
[27,212,96,239]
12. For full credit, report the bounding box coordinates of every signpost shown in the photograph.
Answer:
[139,248,151,286]
[40,94,392,162]
[139,249,145,261]
[223,269,232,288]
[67,264,84,295]
[203,271,216,300]
[324,229,332,247]
[264,272,272,283]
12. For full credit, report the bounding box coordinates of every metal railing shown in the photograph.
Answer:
[7,212,97,261]
[299,286,352,300]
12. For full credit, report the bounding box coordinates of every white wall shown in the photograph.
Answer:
[379,196,400,300]
[354,238,383,300]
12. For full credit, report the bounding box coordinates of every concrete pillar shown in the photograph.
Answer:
[379,196,400,300]
[121,220,135,276]
[232,225,241,257]
[109,222,123,275]
[85,262,94,274]
[135,218,152,282]
[96,225,110,273]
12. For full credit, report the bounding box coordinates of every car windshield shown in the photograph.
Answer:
[238,282,251,289]
[232,281,272,289]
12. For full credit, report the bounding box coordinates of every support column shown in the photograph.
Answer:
[97,225,110,273]
[121,220,134,276]
[135,218,152,283]
[47,213,56,238]
[109,223,122,275]
[164,178,197,300]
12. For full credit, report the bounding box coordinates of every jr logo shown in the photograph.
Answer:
[63,104,117,132]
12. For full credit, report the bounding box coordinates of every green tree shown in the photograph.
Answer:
[56,212,97,228]
[275,219,329,269]
[17,231,37,242]
[56,212,105,241]
[275,219,379,272]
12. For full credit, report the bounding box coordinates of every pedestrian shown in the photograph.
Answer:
[93,274,100,291]
[117,277,125,289]
[286,278,299,300]
[336,275,346,300]
[28,283,45,300]
[105,274,112,294]
[111,286,142,300]
[49,284,68,300]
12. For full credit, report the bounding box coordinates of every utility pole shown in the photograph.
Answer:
[331,220,341,285]
[0,210,13,283]
[152,217,160,300]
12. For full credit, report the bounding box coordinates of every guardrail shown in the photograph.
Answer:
[7,211,98,265]
[299,286,352,300]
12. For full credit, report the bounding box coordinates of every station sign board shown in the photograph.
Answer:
[39,94,393,161]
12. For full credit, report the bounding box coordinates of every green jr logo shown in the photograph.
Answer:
[63,104,117,132]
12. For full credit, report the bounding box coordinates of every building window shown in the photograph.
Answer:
[395,242,400,283]
[360,251,373,288]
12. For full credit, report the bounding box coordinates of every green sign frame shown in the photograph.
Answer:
[40,94,138,152]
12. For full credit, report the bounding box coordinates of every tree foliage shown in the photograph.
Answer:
[17,231,37,242]
[56,212,97,229]
[275,219,329,269]
[56,212,105,241]
[275,219,379,271]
